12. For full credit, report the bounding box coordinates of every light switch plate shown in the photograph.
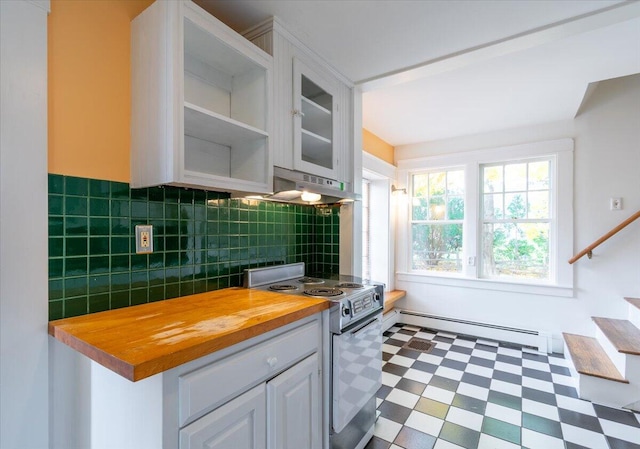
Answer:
[610,197,623,210]
[135,225,153,254]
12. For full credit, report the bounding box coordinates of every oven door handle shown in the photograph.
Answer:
[349,315,380,336]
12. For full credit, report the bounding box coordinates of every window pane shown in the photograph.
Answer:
[528,161,549,190]
[412,197,429,220]
[411,169,465,274]
[429,196,446,220]
[429,172,446,196]
[505,193,526,219]
[448,196,465,220]
[481,222,549,280]
[504,163,527,192]
[483,165,503,193]
[478,155,557,283]
[447,170,465,195]
[413,174,428,197]
[528,191,549,219]
[483,193,503,219]
[412,223,463,272]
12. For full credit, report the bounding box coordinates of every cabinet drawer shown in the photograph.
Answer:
[179,320,319,426]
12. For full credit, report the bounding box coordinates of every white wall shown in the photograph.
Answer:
[0,1,50,447]
[50,340,92,449]
[394,74,640,352]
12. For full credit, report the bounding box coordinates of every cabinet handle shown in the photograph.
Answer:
[266,357,278,369]
[292,109,306,118]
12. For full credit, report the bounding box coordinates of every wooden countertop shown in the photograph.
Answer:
[48,288,330,382]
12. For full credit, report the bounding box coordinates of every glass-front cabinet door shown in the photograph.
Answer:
[292,58,339,180]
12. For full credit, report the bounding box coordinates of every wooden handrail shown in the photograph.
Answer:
[569,210,640,264]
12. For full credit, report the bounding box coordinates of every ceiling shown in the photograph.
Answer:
[197,0,640,146]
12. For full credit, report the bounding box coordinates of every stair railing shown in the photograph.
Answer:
[569,210,640,264]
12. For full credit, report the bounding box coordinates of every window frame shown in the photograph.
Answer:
[395,139,574,297]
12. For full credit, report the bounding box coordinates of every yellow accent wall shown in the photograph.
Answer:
[363,129,394,165]
[48,0,153,182]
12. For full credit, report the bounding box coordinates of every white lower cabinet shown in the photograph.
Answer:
[180,384,266,449]
[55,312,328,449]
[267,355,320,449]
[180,354,321,449]
[174,316,324,449]
[180,352,320,449]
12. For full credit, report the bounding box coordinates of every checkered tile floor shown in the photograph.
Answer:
[365,324,640,449]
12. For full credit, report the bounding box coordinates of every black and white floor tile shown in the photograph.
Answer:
[365,324,640,449]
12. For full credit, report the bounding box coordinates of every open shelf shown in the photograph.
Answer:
[184,103,268,185]
[184,17,261,82]
[184,102,267,147]
[184,16,268,133]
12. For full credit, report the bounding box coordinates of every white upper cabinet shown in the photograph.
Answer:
[244,18,355,188]
[131,0,272,195]
[293,58,340,180]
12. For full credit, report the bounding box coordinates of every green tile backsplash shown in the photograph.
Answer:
[48,174,340,320]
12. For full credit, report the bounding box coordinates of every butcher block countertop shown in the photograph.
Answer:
[48,287,330,382]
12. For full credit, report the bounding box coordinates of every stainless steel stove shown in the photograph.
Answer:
[243,262,384,449]
[243,262,384,334]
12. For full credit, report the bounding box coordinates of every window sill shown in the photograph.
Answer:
[396,272,574,298]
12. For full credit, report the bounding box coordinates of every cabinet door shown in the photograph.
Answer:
[267,355,321,449]
[293,58,340,180]
[180,383,266,449]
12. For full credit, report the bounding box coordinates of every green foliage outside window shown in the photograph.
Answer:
[411,170,464,272]
[481,160,551,280]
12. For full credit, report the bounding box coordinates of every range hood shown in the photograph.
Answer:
[259,166,359,205]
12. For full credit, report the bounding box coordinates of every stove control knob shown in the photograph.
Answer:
[341,306,350,317]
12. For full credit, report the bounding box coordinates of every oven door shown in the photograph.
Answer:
[332,312,382,433]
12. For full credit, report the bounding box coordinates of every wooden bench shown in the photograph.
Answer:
[383,290,406,315]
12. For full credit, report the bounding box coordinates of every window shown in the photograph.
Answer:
[362,151,396,289]
[411,169,464,273]
[481,159,551,280]
[362,180,371,280]
[396,139,573,296]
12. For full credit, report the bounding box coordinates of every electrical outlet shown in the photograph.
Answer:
[135,225,153,254]
[467,256,476,266]
[610,197,623,211]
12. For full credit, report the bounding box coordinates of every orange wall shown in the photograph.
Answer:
[48,0,153,182]
[363,129,394,165]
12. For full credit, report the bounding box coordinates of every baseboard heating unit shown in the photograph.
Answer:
[398,310,551,353]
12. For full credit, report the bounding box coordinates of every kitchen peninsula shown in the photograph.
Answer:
[50,288,330,449]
